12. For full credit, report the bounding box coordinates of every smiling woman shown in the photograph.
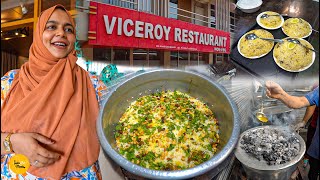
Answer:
[42,7,75,59]
[1,4,106,180]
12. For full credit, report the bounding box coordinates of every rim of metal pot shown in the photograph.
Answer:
[97,69,241,179]
[235,125,306,171]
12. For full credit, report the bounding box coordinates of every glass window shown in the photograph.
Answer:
[139,0,152,12]
[190,52,207,66]
[215,54,223,62]
[170,51,179,68]
[91,48,113,75]
[124,0,136,9]
[194,2,206,26]
[190,52,198,66]
[133,49,161,67]
[113,49,130,65]
[169,0,178,19]
[133,49,148,67]
[94,0,136,9]
[148,50,161,67]
[198,52,207,65]
[177,51,189,68]
[170,51,189,68]
[210,4,216,28]
[93,48,112,63]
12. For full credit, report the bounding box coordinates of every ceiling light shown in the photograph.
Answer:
[21,4,28,14]
[1,27,29,40]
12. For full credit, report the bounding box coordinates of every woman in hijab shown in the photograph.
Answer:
[1,4,106,180]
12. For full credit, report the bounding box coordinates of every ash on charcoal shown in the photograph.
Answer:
[240,128,300,165]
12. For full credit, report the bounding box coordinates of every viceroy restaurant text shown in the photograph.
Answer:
[104,15,228,48]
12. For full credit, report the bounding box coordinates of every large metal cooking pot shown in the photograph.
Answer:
[97,69,240,179]
[235,125,306,180]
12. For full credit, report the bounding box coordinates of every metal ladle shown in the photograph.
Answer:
[287,38,319,53]
[260,13,281,19]
[245,33,284,43]
[256,86,268,123]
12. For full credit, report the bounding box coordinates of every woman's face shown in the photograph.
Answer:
[42,8,75,59]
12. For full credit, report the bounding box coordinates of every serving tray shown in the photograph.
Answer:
[230,15,312,80]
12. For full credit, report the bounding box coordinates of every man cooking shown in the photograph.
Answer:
[265,80,319,180]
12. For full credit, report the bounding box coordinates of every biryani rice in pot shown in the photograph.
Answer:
[115,90,220,170]
[97,69,240,179]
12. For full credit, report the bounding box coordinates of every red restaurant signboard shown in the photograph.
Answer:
[88,2,230,53]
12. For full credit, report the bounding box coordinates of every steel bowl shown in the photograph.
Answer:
[97,69,240,179]
[236,0,262,13]
[235,125,306,180]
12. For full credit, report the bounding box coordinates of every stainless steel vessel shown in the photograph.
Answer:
[235,125,306,180]
[97,69,240,179]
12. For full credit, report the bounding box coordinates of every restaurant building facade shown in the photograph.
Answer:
[1,0,236,76]
[78,0,235,73]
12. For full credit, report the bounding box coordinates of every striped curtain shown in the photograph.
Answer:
[1,51,17,77]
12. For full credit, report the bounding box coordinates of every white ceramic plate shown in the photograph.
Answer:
[256,11,284,30]
[282,18,312,39]
[273,38,316,72]
[237,30,274,59]
[236,0,263,13]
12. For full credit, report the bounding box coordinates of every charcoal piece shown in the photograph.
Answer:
[240,128,300,166]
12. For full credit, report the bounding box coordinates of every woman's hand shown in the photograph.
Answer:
[10,133,61,168]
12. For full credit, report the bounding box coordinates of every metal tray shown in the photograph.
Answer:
[230,16,310,80]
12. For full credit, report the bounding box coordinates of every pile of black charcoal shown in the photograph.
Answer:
[240,127,300,165]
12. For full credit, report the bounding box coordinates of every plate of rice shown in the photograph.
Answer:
[257,11,284,30]
[282,18,312,38]
[273,38,315,72]
[238,29,275,59]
